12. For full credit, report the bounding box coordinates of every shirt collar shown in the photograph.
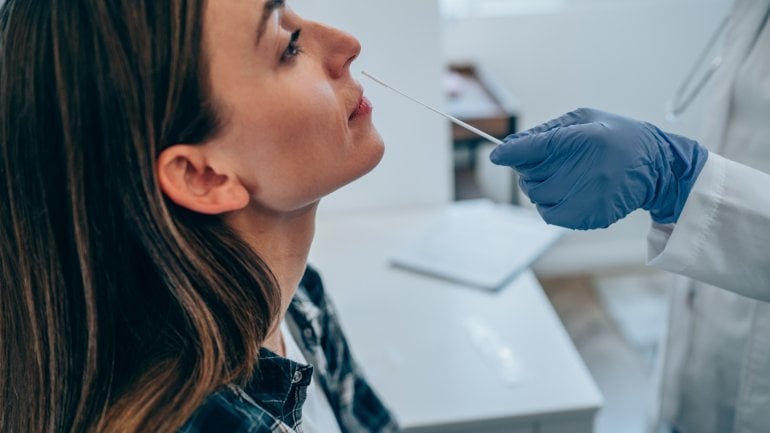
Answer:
[242,348,314,427]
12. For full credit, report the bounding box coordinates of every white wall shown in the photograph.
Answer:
[292,0,453,214]
[443,0,732,137]
[443,0,733,275]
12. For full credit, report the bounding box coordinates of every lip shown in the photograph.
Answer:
[349,94,373,121]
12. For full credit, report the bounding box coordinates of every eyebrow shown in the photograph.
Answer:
[256,0,285,44]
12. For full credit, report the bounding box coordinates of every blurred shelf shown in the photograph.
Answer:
[446,63,520,143]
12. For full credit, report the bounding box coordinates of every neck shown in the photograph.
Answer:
[225,202,318,356]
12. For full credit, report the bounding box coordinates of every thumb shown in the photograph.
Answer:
[489,128,556,168]
[502,107,595,142]
[490,108,595,168]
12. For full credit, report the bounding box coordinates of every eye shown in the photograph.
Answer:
[280,29,302,63]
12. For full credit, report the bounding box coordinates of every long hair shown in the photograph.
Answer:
[0,1,281,432]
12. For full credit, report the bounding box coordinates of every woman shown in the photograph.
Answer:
[0,1,396,432]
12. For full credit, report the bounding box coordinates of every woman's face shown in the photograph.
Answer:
[203,0,383,212]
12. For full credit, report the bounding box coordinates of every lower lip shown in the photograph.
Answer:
[350,96,373,120]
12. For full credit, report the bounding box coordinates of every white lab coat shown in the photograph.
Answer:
[646,1,770,432]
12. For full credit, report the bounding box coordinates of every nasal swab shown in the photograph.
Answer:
[361,71,504,145]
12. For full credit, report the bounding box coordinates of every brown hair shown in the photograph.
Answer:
[0,1,280,432]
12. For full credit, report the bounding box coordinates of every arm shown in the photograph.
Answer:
[648,153,770,301]
[489,108,769,296]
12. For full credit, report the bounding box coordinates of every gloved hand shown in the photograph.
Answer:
[490,108,709,230]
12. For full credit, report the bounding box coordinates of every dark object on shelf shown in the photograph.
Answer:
[446,63,520,202]
[446,63,520,144]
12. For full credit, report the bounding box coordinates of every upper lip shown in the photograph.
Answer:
[348,84,365,119]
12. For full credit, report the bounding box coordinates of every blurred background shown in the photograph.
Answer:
[293,1,734,432]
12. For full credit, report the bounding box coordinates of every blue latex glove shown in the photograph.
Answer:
[489,108,709,230]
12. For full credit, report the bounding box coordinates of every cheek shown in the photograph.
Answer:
[293,85,346,137]
[231,84,342,157]
[253,128,383,213]
[219,82,382,212]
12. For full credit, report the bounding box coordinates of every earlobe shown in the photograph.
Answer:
[156,145,250,215]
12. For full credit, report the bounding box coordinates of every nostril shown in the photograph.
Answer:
[345,39,361,69]
[344,52,358,71]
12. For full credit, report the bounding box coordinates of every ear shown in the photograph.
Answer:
[156,145,250,215]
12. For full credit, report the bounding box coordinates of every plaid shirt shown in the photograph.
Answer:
[179,266,400,433]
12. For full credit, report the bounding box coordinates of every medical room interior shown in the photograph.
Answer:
[291,0,734,432]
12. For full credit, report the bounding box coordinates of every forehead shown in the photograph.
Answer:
[203,0,279,66]
[203,0,284,118]
[205,0,267,35]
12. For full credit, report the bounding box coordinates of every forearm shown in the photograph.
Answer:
[647,153,770,300]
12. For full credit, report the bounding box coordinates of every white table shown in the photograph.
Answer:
[309,206,603,433]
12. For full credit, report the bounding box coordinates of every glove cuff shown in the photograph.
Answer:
[649,135,709,224]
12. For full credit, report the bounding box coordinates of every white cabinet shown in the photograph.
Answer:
[309,207,603,433]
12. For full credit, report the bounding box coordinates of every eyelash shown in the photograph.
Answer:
[280,30,302,63]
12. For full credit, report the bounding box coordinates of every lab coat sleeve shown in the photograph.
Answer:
[647,152,770,301]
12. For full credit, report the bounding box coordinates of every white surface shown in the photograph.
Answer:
[391,200,564,291]
[291,0,452,214]
[308,207,602,432]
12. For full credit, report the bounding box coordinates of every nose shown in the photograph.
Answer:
[318,23,361,79]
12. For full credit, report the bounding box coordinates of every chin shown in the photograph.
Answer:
[315,134,383,203]
[282,131,385,212]
[356,130,385,178]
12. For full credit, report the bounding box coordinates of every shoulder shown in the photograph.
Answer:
[178,386,292,433]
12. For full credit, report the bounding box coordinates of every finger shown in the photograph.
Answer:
[535,202,589,230]
[490,108,599,168]
[502,107,595,142]
[518,176,534,199]
[537,197,614,230]
[520,176,565,207]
